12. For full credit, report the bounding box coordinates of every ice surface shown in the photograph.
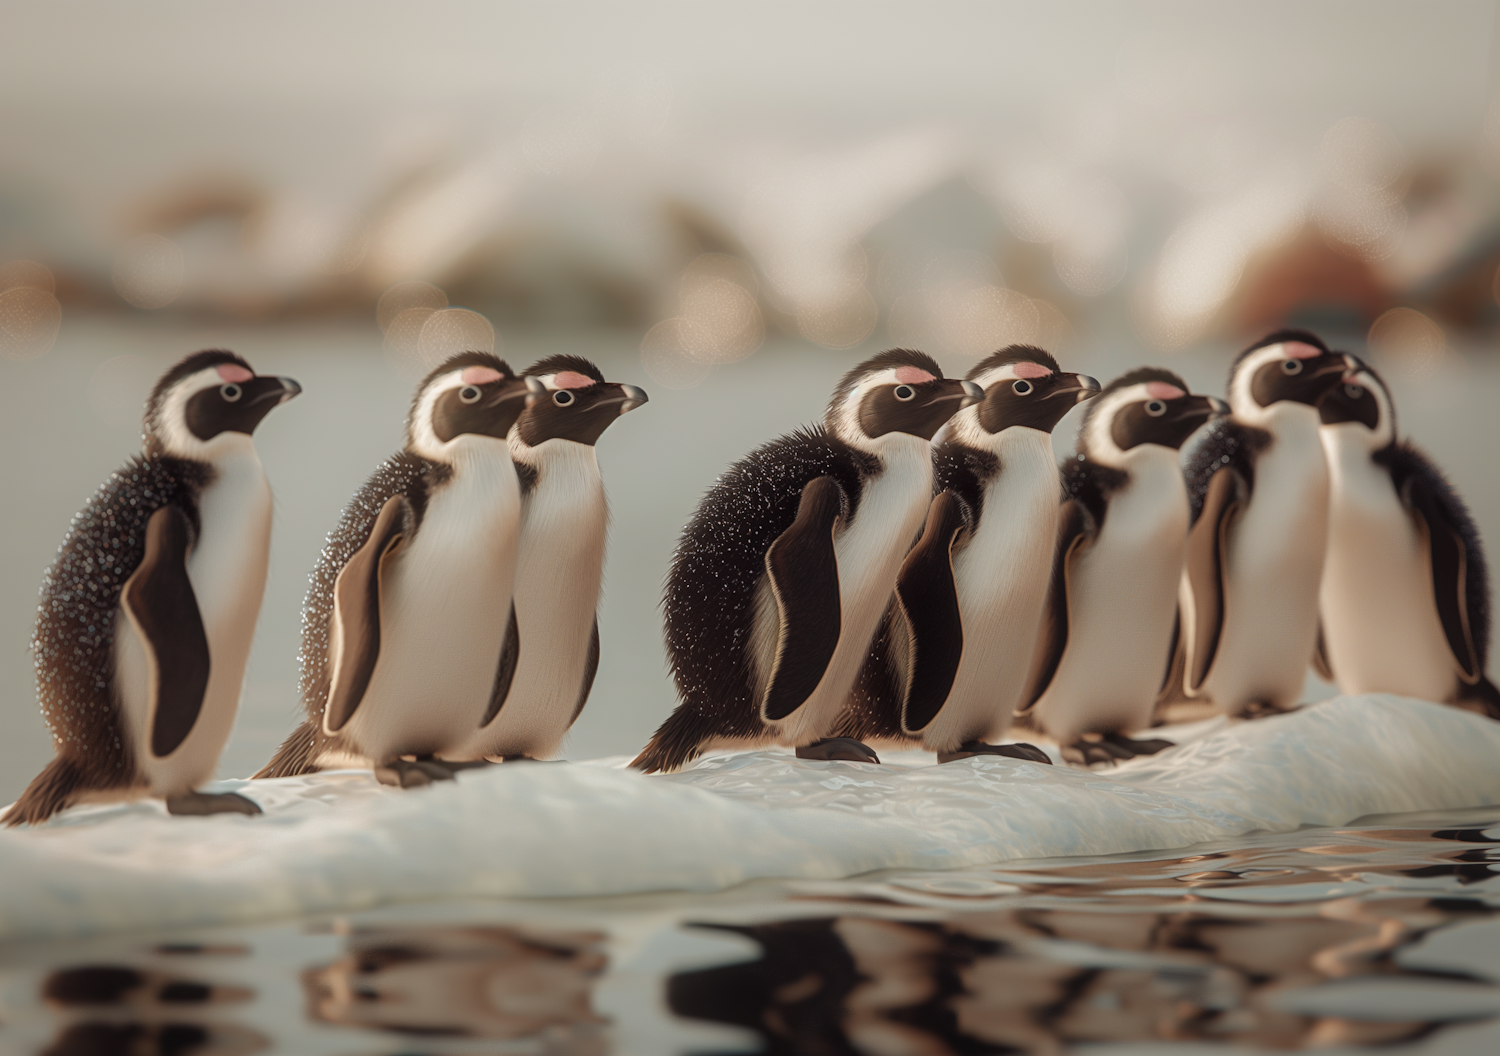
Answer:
[1,695,1497,941]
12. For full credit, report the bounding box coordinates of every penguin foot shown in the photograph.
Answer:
[1061,732,1175,767]
[165,791,262,817]
[1236,700,1295,721]
[796,738,881,764]
[374,757,493,788]
[938,742,1053,765]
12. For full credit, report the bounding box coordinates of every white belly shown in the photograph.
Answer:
[339,443,522,761]
[772,437,933,745]
[922,429,1059,752]
[1319,430,1458,700]
[117,442,273,794]
[1204,413,1328,711]
[1030,450,1189,741]
[464,442,606,759]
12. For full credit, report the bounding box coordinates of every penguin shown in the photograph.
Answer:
[631,349,982,774]
[459,355,648,761]
[257,352,542,787]
[1174,330,1354,716]
[834,346,1100,762]
[5,350,300,825]
[1315,360,1500,716]
[1017,369,1227,765]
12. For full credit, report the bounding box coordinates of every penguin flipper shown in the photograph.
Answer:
[760,475,845,722]
[121,504,211,758]
[570,619,600,727]
[325,495,408,733]
[896,490,971,733]
[1020,499,1093,715]
[1402,473,1485,685]
[1312,621,1336,682]
[480,603,521,726]
[1184,467,1242,694]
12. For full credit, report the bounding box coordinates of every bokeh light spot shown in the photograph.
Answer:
[377,281,447,333]
[641,318,711,391]
[417,308,498,369]
[0,286,62,361]
[1368,307,1446,383]
[0,260,55,295]
[113,234,184,310]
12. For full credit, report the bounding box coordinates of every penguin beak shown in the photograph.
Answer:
[247,376,301,405]
[521,376,547,409]
[959,380,984,407]
[1051,373,1101,404]
[1208,396,1229,415]
[617,384,649,414]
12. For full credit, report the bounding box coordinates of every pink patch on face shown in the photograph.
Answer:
[552,371,594,390]
[1145,382,1185,400]
[1011,361,1054,379]
[893,366,935,385]
[461,366,504,385]
[1283,341,1321,360]
[216,364,253,383]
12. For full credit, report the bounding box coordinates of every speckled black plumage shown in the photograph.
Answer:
[633,427,878,772]
[1182,420,1270,523]
[930,443,996,526]
[8,456,212,824]
[257,452,452,778]
[1060,458,1130,530]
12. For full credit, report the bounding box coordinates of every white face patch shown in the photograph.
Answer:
[1082,383,1160,467]
[1230,341,1322,423]
[407,369,485,462]
[1329,369,1395,450]
[153,367,254,462]
[831,367,932,451]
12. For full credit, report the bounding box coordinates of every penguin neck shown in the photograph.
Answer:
[1320,422,1393,507]
[512,436,601,491]
[1106,443,1190,535]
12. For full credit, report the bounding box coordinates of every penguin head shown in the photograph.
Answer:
[406,351,543,461]
[825,349,981,451]
[947,345,1100,447]
[144,349,300,460]
[1318,357,1396,449]
[513,354,649,451]
[1077,368,1228,467]
[1228,330,1355,425]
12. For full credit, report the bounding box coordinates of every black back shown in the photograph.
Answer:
[1060,457,1129,529]
[930,442,997,526]
[1183,419,1271,524]
[297,452,452,721]
[1377,443,1491,671]
[652,428,878,764]
[31,456,212,782]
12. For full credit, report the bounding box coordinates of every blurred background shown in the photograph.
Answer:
[3,1,1500,798]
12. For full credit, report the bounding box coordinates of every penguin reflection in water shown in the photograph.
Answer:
[6,351,300,825]
[632,350,982,773]
[1316,359,1500,716]
[835,346,1100,762]
[1174,331,1354,716]
[1017,370,1226,765]
[259,353,542,786]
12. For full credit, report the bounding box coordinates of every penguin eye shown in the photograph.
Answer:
[893,384,916,402]
[1145,400,1167,417]
[1345,383,1364,400]
[1012,379,1033,395]
[220,383,242,402]
[553,390,575,407]
[459,385,482,404]
[1281,359,1303,375]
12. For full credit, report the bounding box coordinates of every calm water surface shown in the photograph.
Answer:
[3,807,1499,1055]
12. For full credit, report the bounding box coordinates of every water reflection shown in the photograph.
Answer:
[3,811,1498,1055]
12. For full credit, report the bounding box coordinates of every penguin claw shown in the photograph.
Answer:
[1104,732,1175,756]
[796,738,881,764]
[938,741,1053,765]
[374,758,492,788]
[165,791,262,817]
[1061,732,1178,767]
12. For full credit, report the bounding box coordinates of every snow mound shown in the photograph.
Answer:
[1,695,1497,940]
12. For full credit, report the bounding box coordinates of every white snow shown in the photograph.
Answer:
[1,695,1497,941]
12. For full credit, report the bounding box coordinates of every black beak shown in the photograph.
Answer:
[248,376,301,405]
[1050,373,1101,403]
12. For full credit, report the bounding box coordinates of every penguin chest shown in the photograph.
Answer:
[773,440,932,741]
[927,434,1060,746]
[1033,456,1189,739]
[1209,419,1329,708]
[345,462,522,760]
[468,446,607,758]
[1320,444,1456,700]
[119,450,274,794]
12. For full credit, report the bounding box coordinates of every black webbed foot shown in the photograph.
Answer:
[938,741,1053,765]
[1237,700,1295,721]
[796,737,880,764]
[374,757,493,788]
[1061,731,1175,767]
[165,791,262,816]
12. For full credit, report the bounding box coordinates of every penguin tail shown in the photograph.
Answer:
[4,756,87,827]
[1456,675,1500,723]
[255,721,328,779]
[630,709,708,774]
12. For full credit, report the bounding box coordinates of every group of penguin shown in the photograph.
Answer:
[5,328,1495,825]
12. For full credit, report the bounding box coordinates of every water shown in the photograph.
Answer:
[3,806,1498,1055]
